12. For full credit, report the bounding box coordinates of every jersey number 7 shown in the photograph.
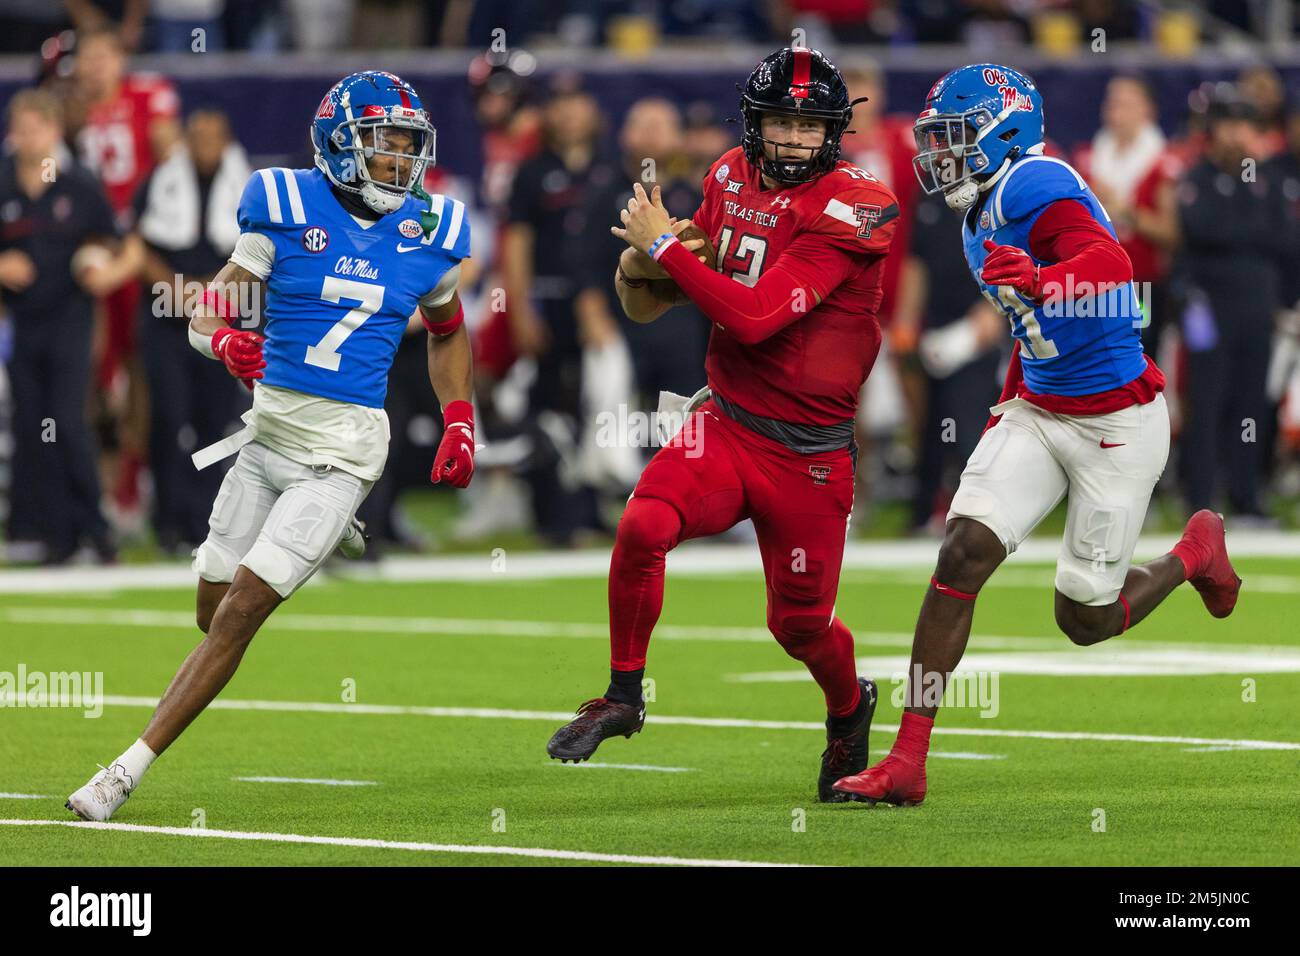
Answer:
[305,276,386,372]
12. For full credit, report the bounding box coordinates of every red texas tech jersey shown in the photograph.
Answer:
[692,145,899,425]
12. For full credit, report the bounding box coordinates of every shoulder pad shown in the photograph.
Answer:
[238,168,310,232]
[991,156,1090,228]
[418,193,472,260]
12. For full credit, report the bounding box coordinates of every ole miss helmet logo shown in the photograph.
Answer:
[315,95,335,119]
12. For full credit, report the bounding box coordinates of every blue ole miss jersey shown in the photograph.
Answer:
[964,154,1147,397]
[238,166,470,408]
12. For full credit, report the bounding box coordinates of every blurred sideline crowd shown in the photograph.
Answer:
[0,1,1237,57]
[2,25,1300,565]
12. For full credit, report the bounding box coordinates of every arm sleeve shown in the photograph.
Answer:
[229,232,275,279]
[656,239,814,344]
[420,263,461,308]
[1027,199,1132,296]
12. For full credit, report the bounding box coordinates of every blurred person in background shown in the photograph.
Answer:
[1175,94,1293,522]
[1074,75,1181,351]
[503,76,610,545]
[840,61,915,507]
[73,24,180,529]
[133,108,249,555]
[896,192,1002,534]
[681,101,734,185]
[65,0,148,52]
[576,97,708,420]
[0,89,142,563]
[1261,108,1300,500]
[453,49,543,540]
[1237,64,1287,160]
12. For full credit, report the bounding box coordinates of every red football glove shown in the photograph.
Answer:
[211,327,265,391]
[431,400,475,488]
[981,239,1043,301]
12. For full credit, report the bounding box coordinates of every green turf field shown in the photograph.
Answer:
[1,551,1297,866]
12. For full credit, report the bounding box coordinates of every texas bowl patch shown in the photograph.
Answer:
[715,163,730,184]
[398,218,423,239]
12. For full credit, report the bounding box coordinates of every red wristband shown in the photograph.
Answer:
[442,399,474,429]
[423,301,465,336]
[202,288,237,323]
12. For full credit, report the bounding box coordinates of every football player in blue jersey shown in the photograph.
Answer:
[67,71,477,821]
[834,64,1242,807]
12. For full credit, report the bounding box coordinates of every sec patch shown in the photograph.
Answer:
[398,218,423,239]
[302,227,329,252]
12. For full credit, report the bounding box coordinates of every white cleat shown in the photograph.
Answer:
[337,518,368,559]
[66,763,134,822]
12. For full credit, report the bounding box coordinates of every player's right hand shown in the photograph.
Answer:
[211,327,266,390]
[620,218,711,280]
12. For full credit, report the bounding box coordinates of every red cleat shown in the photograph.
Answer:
[1174,510,1242,619]
[832,753,927,807]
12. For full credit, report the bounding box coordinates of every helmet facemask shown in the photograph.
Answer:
[742,99,851,185]
[323,108,435,215]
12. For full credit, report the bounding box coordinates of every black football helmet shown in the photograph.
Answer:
[740,47,861,185]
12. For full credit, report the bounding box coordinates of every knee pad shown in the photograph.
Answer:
[240,539,299,598]
[1055,567,1115,606]
[192,539,238,585]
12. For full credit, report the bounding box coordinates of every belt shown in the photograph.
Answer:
[711,391,855,455]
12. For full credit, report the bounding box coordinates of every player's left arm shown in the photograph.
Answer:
[421,268,476,488]
[981,200,1133,305]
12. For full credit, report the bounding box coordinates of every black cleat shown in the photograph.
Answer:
[818,677,878,803]
[546,697,646,763]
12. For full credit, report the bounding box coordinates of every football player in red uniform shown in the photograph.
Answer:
[74,25,181,515]
[546,48,900,801]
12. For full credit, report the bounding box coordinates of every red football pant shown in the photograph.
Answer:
[609,400,860,716]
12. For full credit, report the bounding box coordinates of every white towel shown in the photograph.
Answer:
[138,142,250,255]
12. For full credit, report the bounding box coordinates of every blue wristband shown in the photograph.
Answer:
[648,232,677,261]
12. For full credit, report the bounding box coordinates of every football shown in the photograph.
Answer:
[648,222,716,305]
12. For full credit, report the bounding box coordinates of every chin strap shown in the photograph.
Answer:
[943,153,1017,210]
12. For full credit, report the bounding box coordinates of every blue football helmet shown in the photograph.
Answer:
[311,70,435,215]
[912,64,1044,209]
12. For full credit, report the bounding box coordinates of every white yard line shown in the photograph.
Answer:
[4,606,1295,659]
[1,530,1298,593]
[0,793,51,799]
[0,819,806,867]
[87,694,1300,751]
[548,762,694,773]
[232,777,378,786]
